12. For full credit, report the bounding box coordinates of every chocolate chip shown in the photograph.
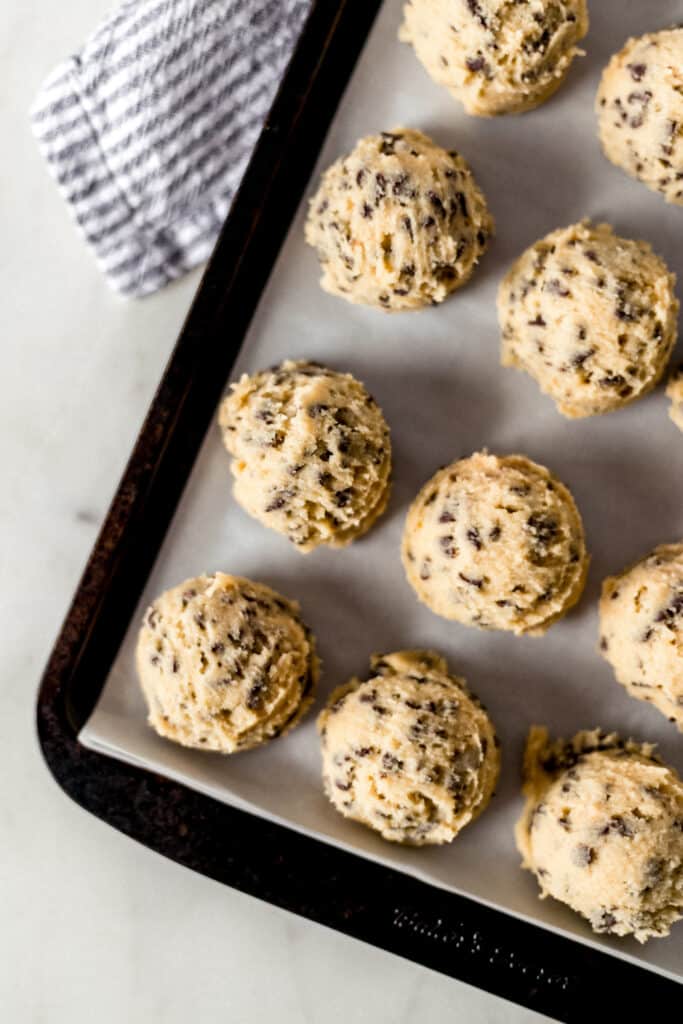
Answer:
[572,348,595,368]
[545,279,571,298]
[392,173,413,197]
[459,572,483,588]
[600,815,633,838]
[467,527,482,550]
[599,374,626,388]
[439,535,457,557]
[382,753,404,772]
[427,191,446,217]
[528,314,546,327]
[265,493,290,512]
[466,0,488,28]
[627,89,652,130]
[654,592,683,624]
[465,55,486,72]
[246,677,268,710]
[572,845,596,867]
[526,513,558,547]
[628,63,647,82]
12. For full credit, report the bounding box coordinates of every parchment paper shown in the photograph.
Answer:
[81,0,683,979]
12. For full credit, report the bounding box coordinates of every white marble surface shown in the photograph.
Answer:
[0,2,548,1020]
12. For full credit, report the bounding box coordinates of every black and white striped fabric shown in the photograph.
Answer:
[31,0,311,297]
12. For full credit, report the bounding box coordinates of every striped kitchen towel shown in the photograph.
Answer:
[31,0,312,297]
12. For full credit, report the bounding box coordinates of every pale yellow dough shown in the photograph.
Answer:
[400,0,588,117]
[516,727,683,942]
[668,365,683,432]
[599,543,683,732]
[218,361,391,552]
[304,129,493,311]
[136,573,318,753]
[402,452,588,635]
[318,650,500,845]
[499,220,678,418]
[597,29,683,205]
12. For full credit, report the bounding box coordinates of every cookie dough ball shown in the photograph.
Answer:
[667,364,683,432]
[599,543,683,731]
[499,221,679,418]
[597,29,683,205]
[218,361,391,552]
[137,573,318,753]
[318,650,500,845]
[401,0,588,117]
[516,727,683,942]
[402,452,588,635]
[304,129,493,311]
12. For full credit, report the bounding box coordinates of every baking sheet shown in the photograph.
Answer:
[81,0,683,979]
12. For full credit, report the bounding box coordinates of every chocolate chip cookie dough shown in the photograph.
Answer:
[597,29,683,205]
[137,573,318,753]
[402,452,588,635]
[516,726,683,942]
[499,221,678,418]
[599,543,683,732]
[318,650,500,845]
[304,129,493,311]
[218,361,391,552]
[668,365,683,432]
[400,0,588,117]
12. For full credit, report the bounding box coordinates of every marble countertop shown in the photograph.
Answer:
[2,2,547,1020]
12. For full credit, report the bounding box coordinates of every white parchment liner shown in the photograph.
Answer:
[81,0,683,980]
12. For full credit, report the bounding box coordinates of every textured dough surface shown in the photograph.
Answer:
[667,364,683,432]
[304,128,493,311]
[137,573,318,753]
[402,452,588,635]
[218,361,391,552]
[600,543,683,732]
[318,650,500,845]
[516,727,683,942]
[597,29,683,206]
[499,221,678,418]
[400,0,588,116]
